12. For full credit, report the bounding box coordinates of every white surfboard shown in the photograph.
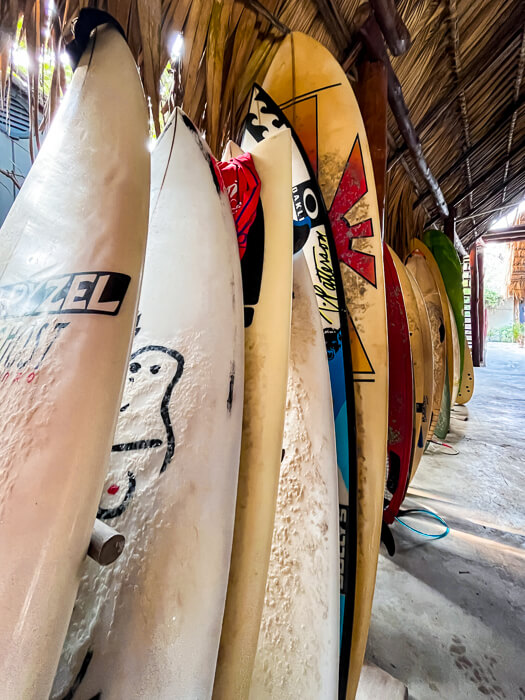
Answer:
[0,23,149,698]
[249,251,339,699]
[213,131,293,700]
[51,109,244,699]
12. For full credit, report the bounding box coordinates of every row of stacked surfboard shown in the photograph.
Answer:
[0,12,474,700]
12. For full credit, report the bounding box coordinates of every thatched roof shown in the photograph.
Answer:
[0,0,523,253]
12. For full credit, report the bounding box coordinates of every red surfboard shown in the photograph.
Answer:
[383,244,414,524]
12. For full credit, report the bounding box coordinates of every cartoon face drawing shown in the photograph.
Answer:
[97,345,184,520]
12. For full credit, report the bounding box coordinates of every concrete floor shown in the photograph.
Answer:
[367,342,525,700]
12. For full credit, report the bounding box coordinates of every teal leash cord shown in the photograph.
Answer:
[395,508,450,540]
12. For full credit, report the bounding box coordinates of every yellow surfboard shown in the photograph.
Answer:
[388,247,424,483]
[405,266,435,471]
[405,248,446,443]
[262,32,388,700]
[457,338,475,404]
[213,130,293,699]
[448,297,461,406]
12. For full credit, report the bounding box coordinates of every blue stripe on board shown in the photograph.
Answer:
[328,342,346,419]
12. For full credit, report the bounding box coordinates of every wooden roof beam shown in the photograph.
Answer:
[359,15,449,218]
[369,0,411,56]
[312,0,351,54]
[482,227,525,243]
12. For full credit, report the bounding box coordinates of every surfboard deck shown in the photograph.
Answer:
[383,244,413,525]
[52,108,243,700]
[240,82,357,670]
[249,251,339,699]
[213,130,293,700]
[457,338,474,404]
[405,247,446,446]
[0,23,150,698]
[448,297,461,406]
[387,247,425,487]
[404,266,434,475]
[261,32,388,700]
[423,230,465,383]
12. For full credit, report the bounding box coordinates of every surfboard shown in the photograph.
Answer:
[405,266,435,471]
[423,230,465,382]
[0,21,149,698]
[249,251,339,699]
[457,338,474,404]
[448,297,461,406]
[261,32,388,699]
[213,130,293,700]
[388,248,426,485]
[240,82,357,669]
[51,108,243,699]
[405,247,446,445]
[383,244,413,525]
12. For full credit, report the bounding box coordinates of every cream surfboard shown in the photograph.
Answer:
[0,20,149,698]
[388,247,425,484]
[249,251,339,699]
[406,244,448,443]
[408,239,453,440]
[405,267,435,472]
[240,83,357,667]
[51,109,243,699]
[457,338,474,404]
[213,130,293,699]
[448,297,461,406]
[261,32,388,699]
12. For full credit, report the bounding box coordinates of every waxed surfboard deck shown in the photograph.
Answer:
[240,82,357,662]
[213,131,293,700]
[388,248,426,486]
[405,250,446,445]
[448,297,461,406]
[0,25,149,698]
[383,244,413,525]
[249,251,339,700]
[457,338,474,404]
[408,240,452,440]
[52,109,244,700]
[261,32,388,699]
[405,266,435,474]
[423,230,465,383]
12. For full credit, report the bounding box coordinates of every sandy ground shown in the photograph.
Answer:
[366,342,525,700]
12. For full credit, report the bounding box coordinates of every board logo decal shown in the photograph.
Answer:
[0,271,130,319]
[329,135,377,288]
[348,314,374,375]
[97,343,184,521]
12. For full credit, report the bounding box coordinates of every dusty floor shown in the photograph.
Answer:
[367,342,525,700]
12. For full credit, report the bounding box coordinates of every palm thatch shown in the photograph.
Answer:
[0,0,523,252]
[507,241,525,298]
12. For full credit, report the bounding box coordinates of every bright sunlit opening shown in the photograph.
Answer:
[170,33,184,61]
[491,200,525,230]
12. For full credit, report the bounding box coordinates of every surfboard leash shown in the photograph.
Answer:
[395,508,450,540]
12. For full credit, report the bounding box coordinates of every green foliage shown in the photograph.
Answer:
[487,322,525,342]
[484,288,504,309]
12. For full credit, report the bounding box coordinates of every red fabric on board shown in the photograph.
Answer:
[217,153,261,260]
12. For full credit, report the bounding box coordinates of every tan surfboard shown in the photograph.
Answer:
[405,248,446,443]
[448,297,461,406]
[213,130,293,699]
[0,21,149,698]
[457,338,475,404]
[388,247,425,483]
[249,251,339,699]
[405,267,435,471]
[262,32,388,699]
